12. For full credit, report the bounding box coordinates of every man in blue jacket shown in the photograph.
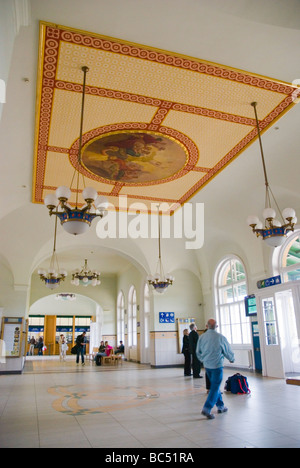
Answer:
[196,319,235,419]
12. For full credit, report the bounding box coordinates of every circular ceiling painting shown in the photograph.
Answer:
[81,131,188,184]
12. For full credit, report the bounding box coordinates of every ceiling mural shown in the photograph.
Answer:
[33,22,299,214]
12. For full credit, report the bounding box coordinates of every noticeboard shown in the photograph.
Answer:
[0,317,24,358]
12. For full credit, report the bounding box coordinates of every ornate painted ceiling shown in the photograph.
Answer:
[33,21,299,215]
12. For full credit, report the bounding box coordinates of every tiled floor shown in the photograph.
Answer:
[1,357,300,448]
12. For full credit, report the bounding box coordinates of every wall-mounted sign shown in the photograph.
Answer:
[159,312,175,323]
[257,275,281,289]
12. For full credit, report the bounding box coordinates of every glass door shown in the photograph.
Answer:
[256,284,300,378]
[258,294,285,378]
[275,289,300,375]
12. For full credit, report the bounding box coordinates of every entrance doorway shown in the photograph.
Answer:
[256,283,300,378]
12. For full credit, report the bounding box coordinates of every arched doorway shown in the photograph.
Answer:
[28,293,103,356]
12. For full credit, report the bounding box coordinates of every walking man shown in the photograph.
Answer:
[76,331,86,366]
[196,319,235,419]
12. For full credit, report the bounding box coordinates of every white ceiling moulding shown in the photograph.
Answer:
[12,0,31,34]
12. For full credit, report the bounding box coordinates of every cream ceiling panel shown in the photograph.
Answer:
[48,90,157,148]
[163,111,253,169]
[121,171,203,200]
[58,41,286,119]
[33,22,298,214]
[43,152,112,194]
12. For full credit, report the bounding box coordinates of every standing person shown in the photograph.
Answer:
[60,336,68,361]
[37,337,44,356]
[29,337,35,356]
[196,319,235,420]
[182,329,191,376]
[76,331,86,366]
[58,334,64,361]
[189,323,202,379]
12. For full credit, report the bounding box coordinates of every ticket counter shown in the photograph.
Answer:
[27,315,91,356]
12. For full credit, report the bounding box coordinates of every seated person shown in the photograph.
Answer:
[98,340,105,353]
[96,341,113,365]
[115,341,125,354]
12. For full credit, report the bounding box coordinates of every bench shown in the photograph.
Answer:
[112,353,123,364]
[286,378,300,386]
[102,349,113,365]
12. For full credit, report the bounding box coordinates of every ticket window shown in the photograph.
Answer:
[28,316,45,348]
[56,317,73,344]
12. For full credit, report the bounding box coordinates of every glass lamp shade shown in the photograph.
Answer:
[38,269,47,276]
[263,207,276,220]
[282,207,296,220]
[272,219,282,227]
[246,215,260,226]
[44,193,59,208]
[56,185,71,200]
[263,227,286,247]
[95,195,109,210]
[82,186,98,202]
[61,219,90,235]
[264,235,286,248]
[45,279,60,289]
[153,283,170,293]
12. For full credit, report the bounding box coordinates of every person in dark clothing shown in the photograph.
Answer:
[98,341,105,353]
[115,341,125,354]
[37,337,44,356]
[182,329,191,376]
[76,331,86,366]
[189,323,202,379]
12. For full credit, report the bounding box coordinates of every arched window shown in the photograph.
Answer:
[117,291,125,344]
[128,286,137,347]
[215,256,250,345]
[278,230,300,282]
[144,283,150,350]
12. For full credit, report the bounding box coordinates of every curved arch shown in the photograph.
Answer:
[29,292,103,317]
[273,229,300,282]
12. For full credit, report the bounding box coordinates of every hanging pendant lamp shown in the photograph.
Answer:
[38,215,67,289]
[43,66,108,235]
[246,101,297,247]
[147,211,174,293]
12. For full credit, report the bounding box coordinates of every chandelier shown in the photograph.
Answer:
[246,101,297,247]
[147,212,174,293]
[43,66,108,235]
[71,259,101,287]
[38,215,67,289]
[56,293,76,301]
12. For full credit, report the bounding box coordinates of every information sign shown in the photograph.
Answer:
[257,275,281,289]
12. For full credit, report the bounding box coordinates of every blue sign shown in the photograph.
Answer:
[159,312,175,323]
[257,275,281,289]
